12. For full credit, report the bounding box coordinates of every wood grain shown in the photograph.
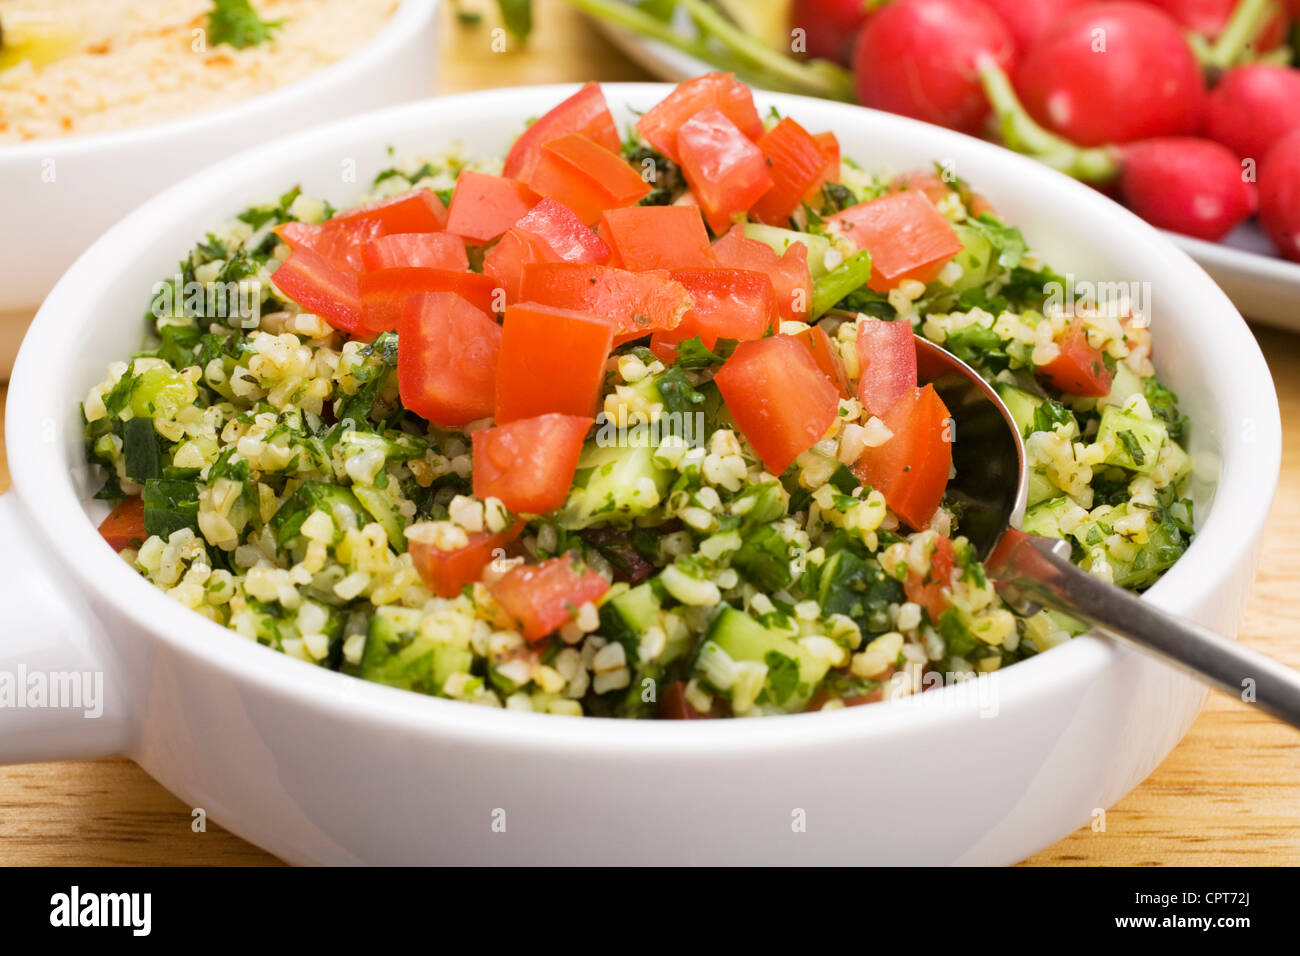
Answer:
[1,0,1297,867]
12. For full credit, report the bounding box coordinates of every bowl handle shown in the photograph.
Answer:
[0,492,130,763]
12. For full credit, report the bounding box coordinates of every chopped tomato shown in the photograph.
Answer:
[903,535,957,623]
[851,384,952,530]
[675,107,775,234]
[489,553,611,642]
[827,190,963,292]
[98,497,146,551]
[445,171,537,244]
[814,131,841,182]
[397,292,501,427]
[472,414,593,515]
[750,118,834,225]
[713,335,841,475]
[600,206,716,270]
[272,245,364,335]
[889,169,953,206]
[410,522,523,599]
[660,682,728,719]
[1037,319,1114,397]
[517,263,690,343]
[636,72,764,163]
[495,302,614,422]
[523,135,651,226]
[484,197,610,302]
[276,189,448,272]
[358,268,499,332]
[855,317,917,417]
[653,268,777,356]
[712,224,812,321]
[360,232,469,272]
[794,324,850,397]
[503,82,621,181]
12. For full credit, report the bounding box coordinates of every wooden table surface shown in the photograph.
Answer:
[1,0,1297,867]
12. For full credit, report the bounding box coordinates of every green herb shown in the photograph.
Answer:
[1117,429,1146,467]
[763,650,800,706]
[1031,397,1074,435]
[122,417,162,482]
[657,365,705,418]
[673,335,737,369]
[964,213,1027,270]
[1143,377,1188,444]
[143,478,201,538]
[207,0,281,50]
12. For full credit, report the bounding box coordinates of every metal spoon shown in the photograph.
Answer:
[909,333,1300,729]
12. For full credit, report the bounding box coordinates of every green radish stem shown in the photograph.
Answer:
[976,58,1120,183]
[1196,0,1282,70]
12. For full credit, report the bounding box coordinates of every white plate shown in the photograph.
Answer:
[593,17,1300,331]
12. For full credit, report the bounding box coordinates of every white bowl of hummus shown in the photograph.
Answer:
[0,0,438,372]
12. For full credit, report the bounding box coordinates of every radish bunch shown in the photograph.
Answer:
[820,0,1300,259]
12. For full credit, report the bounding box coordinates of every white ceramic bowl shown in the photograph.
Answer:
[0,85,1281,865]
[0,0,439,368]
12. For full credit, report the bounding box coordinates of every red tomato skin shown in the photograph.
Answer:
[360,232,469,272]
[828,190,963,292]
[276,190,448,272]
[750,118,835,225]
[601,206,716,270]
[903,535,957,622]
[794,325,851,398]
[855,317,918,417]
[490,554,611,642]
[712,225,813,321]
[636,73,765,163]
[1260,129,1300,262]
[98,497,146,551]
[503,82,621,181]
[851,384,952,530]
[410,523,523,599]
[523,135,651,227]
[271,246,365,336]
[494,303,614,423]
[1037,319,1116,396]
[446,171,538,244]
[1202,65,1300,162]
[713,335,841,475]
[1014,3,1204,147]
[358,268,500,332]
[1117,137,1257,241]
[852,0,1016,134]
[397,293,501,427]
[659,268,778,354]
[472,414,594,515]
[517,263,690,342]
[484,198,611,303]
[676,107,776,234]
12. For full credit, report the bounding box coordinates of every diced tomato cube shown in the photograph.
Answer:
[495,302,614,423]
[472,413,594,516]
[851,384,953,530]
[1037,319,1114,397]
[794,325,850,398]
[750,118,834,225]
[827,190,963,293]
[713,335,841,475]
[814,131,841,183]
[446,171,538,244]
[489,553,611,642]
[712,224,812,321]
[855,317,917,417]
[397,293,502,427]
[275,189,448,272]
[272,245,364,336]
[98,497,146,551]
[360,232,469,272]
[600,206,716,271]
[523,135,651,226]
[636,72,764,163]
[484,198,610,303]
[903,535,957,623]
[503,82,621,181]
[654,268,777,356]
[890,169,953,206]
[517,263,690,343]
[675,107,775,234]
[358,268,500,332]
[410,523,523,599]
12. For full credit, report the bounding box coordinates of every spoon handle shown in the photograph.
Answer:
[988,530,1300,730]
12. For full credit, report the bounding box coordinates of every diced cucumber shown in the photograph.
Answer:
[598,580,664,649]
[353,483,405,550]
[1026,468,1059,506]
[995,383,1042,438]
[702,605,830,710]
[1097,406,1166,473]
[1021,496,1074,539]
[559,441,669,529]
[951,223,993,292]
[271,481,365,546]
[128,365,196,421]
[731,480,788,531]
[742,223,833,277]
[359,607,468,694]
[1071,502,1186,589]
[1097,362,1144,410]
[812,249,872,318]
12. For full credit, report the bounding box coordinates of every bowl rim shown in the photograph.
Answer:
[4,83,1282,755]
[0,0,438,161]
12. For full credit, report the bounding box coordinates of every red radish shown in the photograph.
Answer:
[1117,138,1257,240]
[791,0,874,65]
[1014,3,1204,146]
[1203,65,1300,162]
[982,0,1096,54]
[1259,129,1300,261]
[851,0,1016,134]
[1139,0,1287,50]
